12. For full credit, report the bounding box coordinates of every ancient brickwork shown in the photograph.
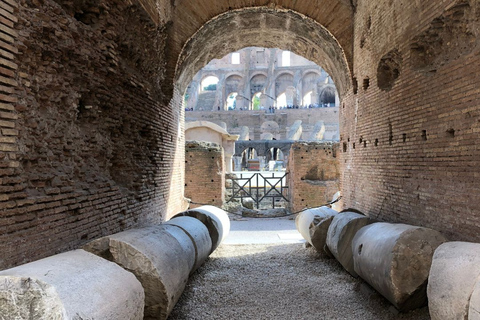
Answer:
[288,142,339,213]
[340,0,480,241]
[0,0,184,269]
[184,141,225,209]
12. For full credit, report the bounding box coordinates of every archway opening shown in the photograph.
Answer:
[276,92,287,108]
[173,7,351,215]
[201,76,219,92]
[251,92,262,110]
[303,91,313,107]
[226,92,238,110]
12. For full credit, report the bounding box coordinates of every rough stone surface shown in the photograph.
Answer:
[340,0,480,243]
[286,120,303,140]
[326,211,373,277]
[470,280,480,320]
[174,205,230,253]
[187,108,339,142]
[295,206,337,255]
[428,241,480,320]
[165,216,212,273]
[352,223,447,311]
[2,0,185,270]
[161,221,197,273]
[3,0,480,276]
[174,6,353,97]
[84,226,191,320]
[185,141,225,208]
[287,142,340,213]
[0,249,144,320]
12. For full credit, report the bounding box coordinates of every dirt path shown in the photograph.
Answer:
[169,243,430,320]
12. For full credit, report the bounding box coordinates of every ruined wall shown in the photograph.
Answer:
[186,107,339,140]
[340,0,480,241]
[184,141,224,209]
[0,0,184,269]
[288,142,339,213]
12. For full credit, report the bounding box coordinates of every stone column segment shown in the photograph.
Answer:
[0,249,144,320]
[84,225,191,320]
[428,242,480,320]
[352,223,447,311]
[295,206,337,256]
[326,210,373,277]
[470,279,480,320]
[165,216,212,273]
[173,205,230,253]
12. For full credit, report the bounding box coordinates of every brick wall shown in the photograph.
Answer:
[0,0,184,269]
[184,141,225,208]
[340,0,480,241]
[288,142,339,213]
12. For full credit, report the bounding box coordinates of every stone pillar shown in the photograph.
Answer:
[287,120,303,140]
[352,223,447,311]
[84,226,191,320]
[233,156,242,171]
[326,211,373,277]
[174,205,231,253]
[296,206,337,256]
[0,250,144,320]
[258,156,266,171]
[236,95,244,110]
[239,126,249,141]
[428,242,480,320]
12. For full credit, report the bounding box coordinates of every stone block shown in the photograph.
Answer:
[352,222,447,311]
[84,225,191,320]
[174,205,230,253]
[295,206,337,256]
[165,216,212,273]
[326,210,372,277]
[428,242,480,320]
[0,249,144,320]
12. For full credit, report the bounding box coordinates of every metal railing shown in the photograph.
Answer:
[226,172,289,209]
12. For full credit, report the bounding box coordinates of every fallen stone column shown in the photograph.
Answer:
[295,206,337,255]
[0,249,144,320]
[165,216,212,273]
[84,225,191,320]
[428,242,480,320]
[326,210,372,277]
[352,223,447,311]
[174,205,230,253]
[470,279,480,319]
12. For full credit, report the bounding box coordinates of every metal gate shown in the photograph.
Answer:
[226,172,289,209]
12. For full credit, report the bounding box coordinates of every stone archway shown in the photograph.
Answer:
[173,7,353,99]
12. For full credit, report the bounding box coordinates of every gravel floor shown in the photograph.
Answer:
[169,243,431,320]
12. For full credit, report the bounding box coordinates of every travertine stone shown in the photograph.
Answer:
[326,211,372,277]
[295,206,337,255]
[161,221,197,273]
[174,205,230,253]
[0,250,144,320]
[470,280,480,320]
[165,216,212,273]
[428,242,480,320]
[352,223,447,311]
[84,225,191,320]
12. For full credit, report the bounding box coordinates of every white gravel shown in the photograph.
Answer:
[169,243,431,320]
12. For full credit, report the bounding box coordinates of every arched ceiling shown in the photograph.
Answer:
[173,7,353,98]
[132,0,354,98]
[158,0,354,97]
